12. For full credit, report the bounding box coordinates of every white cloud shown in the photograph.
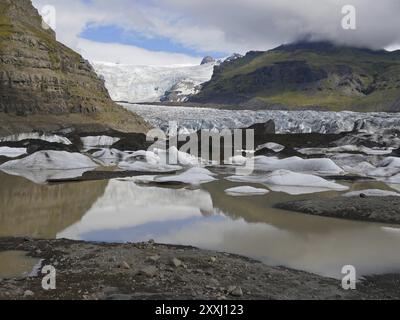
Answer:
[76,39,201,65]
[32,0,400,64]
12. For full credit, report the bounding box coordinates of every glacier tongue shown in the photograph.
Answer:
[93,62,215,103]
[122,103,400,134]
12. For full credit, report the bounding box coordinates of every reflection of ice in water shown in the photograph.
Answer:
[157,219,400,279]
[58,180,214,239]
[58,180,400,279]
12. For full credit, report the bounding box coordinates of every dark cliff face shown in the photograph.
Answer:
[191,41,400,112]
[0,0,150,134]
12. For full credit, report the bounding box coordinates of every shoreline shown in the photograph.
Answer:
[1,237,400,300]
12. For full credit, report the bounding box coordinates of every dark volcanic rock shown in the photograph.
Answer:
[200,56,215,65]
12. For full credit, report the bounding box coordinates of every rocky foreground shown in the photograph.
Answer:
[0,238,400,300]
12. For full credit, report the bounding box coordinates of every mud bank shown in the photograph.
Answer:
[0,238,399,300]
[275,196,400,224]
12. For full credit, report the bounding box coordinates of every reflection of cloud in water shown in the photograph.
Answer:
[58,180,214,239]
[156,219,400,279]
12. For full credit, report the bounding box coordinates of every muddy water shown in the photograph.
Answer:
[1,171,400,279]
[0,251,41,279]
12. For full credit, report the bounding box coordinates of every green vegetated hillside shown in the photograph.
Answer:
[191,42,400,111]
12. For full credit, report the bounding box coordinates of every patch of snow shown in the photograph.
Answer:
[343,189,400,197]
[225,186,269,196]
[0,147,27,158]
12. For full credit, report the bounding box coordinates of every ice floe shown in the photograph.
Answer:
[227,170,348,195]
[81,136,120,147]
[0,133,72,145]
[0,147,27,158]
[252,156,344,175]
[343,189,400,197]
[0,151,98,170]
[225,186,269,196]
[256,142,285,153]
[154,167,217,185]
[0,168,92,184]
[155,147,201,166]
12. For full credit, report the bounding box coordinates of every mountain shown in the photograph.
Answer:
[191,41,400,112]
[0,0,149,135]
[93,60,216,103]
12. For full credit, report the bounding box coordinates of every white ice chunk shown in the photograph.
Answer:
[0,151,98,170]
[0,147,27,158]
[81,136,120,147]
[225,186,269,196]
[155,167,217,185]
[252,156,343,174]
[227,170,348,195]
[256,142,285,153]
[0,133,72,145]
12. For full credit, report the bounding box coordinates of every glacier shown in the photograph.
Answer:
[93,62,216,103]
[122,103,400,134]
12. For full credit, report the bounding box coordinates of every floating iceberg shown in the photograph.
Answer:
[252,156,343,175]
[155,167,217,185]
[0,151,98,170]
[225,186,269,196]
[227,170,348,195]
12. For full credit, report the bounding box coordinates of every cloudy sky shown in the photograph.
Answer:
[32,0,400,65]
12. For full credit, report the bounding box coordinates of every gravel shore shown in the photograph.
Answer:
[1,238,399,300]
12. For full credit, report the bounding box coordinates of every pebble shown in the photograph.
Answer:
[171,258,183,268]
[120,261,131,270]
[23,290,34,298]
[138,266,158,277]
[148,255,160,262]
[228,286,243,297]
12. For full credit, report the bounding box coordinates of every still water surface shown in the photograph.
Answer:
[1,171,400,279]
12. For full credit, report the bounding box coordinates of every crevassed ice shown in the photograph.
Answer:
[122,104,400,134]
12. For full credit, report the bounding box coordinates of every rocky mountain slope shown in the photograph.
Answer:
[191,41,400,112]
[0,0,149,135]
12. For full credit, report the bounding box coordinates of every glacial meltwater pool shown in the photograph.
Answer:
[1,171,400,280]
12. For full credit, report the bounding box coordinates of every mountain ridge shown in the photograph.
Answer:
[190,41,400,112]
[0,0,150,135]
